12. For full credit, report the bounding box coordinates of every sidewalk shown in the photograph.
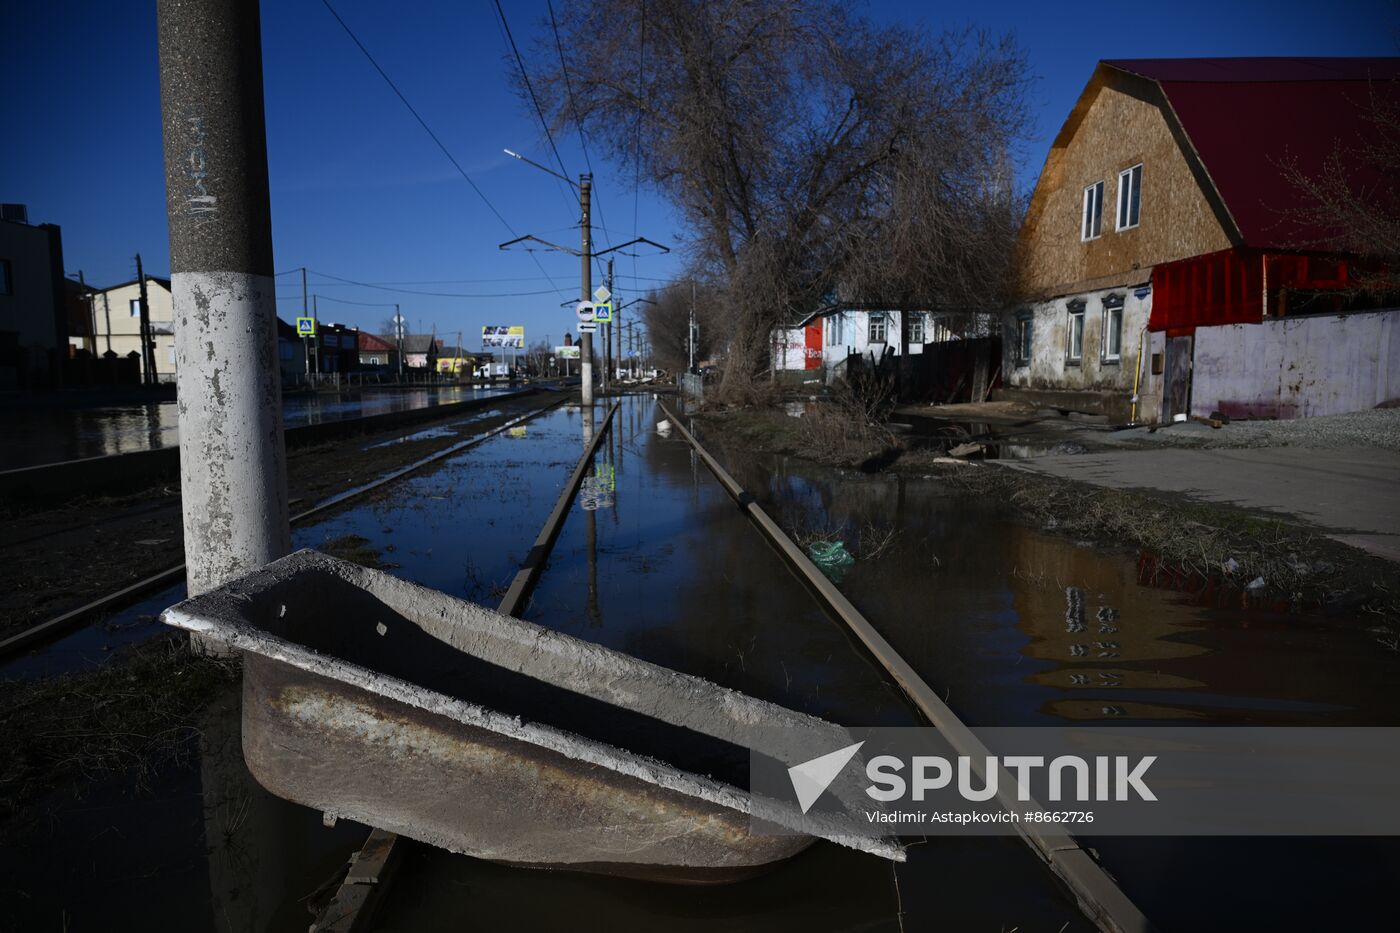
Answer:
[998,446,1400,563]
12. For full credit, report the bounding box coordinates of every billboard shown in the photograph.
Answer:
[555,345,580,359]
[482,325,525,349]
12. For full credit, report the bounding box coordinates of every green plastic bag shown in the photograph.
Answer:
[807,540,855,582]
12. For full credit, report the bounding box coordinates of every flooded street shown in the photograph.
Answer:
[5,392,1397,931]
[0,385,518,470]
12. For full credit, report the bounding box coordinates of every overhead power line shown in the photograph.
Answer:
[302,293,398,308]
[306,268,565,298]
[493,0,569,186]
[546,0,612,256]
[316,0,567,299]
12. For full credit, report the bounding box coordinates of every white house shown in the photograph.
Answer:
[82,276,177,382]
[773,309,969,382]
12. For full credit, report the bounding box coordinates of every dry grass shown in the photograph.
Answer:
[795,377,899,466]
[0,635,239,825]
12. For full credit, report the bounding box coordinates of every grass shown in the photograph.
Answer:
[319,533,397,569]
[0,635,240,826]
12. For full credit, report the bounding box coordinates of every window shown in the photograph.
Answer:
[0,258,11,295]
[1101,296,1124,362]
[130,299,141,317]
[167,344,177,365]
[908,313,925,345]
[1066,301,1085,363]
[1082,181,1104,240]
[828,313,844,346]
[1117,164,1142,230]
[1013,313,1033,366]
[868,312,887,344]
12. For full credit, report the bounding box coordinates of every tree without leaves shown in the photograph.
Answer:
[1279,81,1400,296]
[526,0,1030,402]
[641,277,721,372]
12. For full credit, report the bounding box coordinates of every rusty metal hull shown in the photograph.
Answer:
[161,550,900,878]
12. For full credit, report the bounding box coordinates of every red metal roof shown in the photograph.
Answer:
[1102,58,1400,249]
[358,331,396,352]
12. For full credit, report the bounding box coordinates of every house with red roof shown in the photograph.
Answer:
[1001,58,1400,423]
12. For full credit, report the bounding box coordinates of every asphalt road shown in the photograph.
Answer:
[999,446,1400,563]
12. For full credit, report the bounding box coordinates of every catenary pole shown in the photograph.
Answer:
[157,0,290,607]
[579,174,594,405]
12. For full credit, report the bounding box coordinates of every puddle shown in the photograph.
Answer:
[697,416,1400,930]
[10,392,1392,929]
[0,582,186,683]
[0,386,519,469]
[1,684,368,932]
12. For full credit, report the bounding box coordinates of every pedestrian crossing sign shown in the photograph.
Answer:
[296,317,316,336]
[593,302,613,323]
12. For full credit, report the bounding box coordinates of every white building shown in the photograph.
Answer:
[81,276,177,382]
[773,309,969,382]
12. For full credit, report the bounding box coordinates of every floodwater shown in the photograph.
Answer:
[0,384,517,470]
[5,392,1397,930]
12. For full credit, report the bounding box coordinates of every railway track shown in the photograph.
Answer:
[0,395,570,661]
[655,399,1153,933]
[312,400,621,932]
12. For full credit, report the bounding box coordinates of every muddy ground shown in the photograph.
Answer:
[0,390,562,642]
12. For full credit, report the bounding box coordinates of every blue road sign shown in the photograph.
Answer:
[296,317,316,336]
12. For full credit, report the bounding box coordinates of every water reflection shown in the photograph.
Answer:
[1,386,517,469]
[703,434,1400,728]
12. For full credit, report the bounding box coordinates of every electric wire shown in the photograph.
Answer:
[317,0,567,300]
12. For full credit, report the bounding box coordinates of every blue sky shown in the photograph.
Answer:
[2,0,1393,347]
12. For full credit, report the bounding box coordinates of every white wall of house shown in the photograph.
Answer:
[89,279,177,381]
[1003,283,1160,419]
[772,323,823,373]
[817,306,946,361]
[1192,308,1400,420]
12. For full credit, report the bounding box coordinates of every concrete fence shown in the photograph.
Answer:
[1192,308,1399,419]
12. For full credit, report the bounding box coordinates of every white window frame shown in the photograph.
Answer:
[1067,302,1085,363]
[1081,181,1104,241]
[1116,164,1142,231]
[908,313,925,345]
[1101,298,1123,362]
[1013,313,1033,367]
[868,312,887,345]
[130,298,141,317]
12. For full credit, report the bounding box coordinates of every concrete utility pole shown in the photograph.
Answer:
[614,276,623,384]
[580,174,594,406]
[135,253,157,384]
[394,304,404,380]
[500,150,668,396]
[301,267,310,378]
[157,0,290,600]
[602,257,614,389]
[689,280,697,372]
